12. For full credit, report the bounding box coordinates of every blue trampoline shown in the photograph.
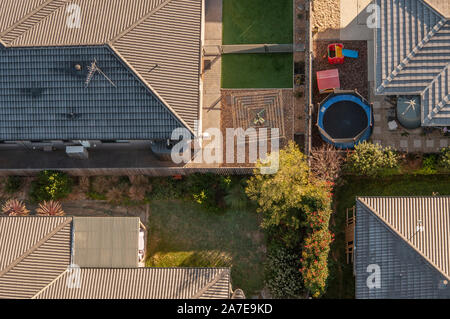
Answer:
[317,91,373,149]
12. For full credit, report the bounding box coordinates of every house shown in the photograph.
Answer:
[0,0,203,157]
[355,196,450,299]
[375,0,450,127]
[0,216,235,299]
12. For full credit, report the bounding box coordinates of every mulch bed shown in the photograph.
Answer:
[311,40,368,147]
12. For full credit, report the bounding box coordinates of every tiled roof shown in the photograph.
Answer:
[0,0,202,133]
[375,0,450,126]
[0,217,232,299]
[0,46,184,140]
[34,268,231,299]
[355,197,450,299]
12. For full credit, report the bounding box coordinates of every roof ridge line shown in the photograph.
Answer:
[31,269,68,299]
[190,269,229,299]
[107,43,195,134]
[0,217,72,279]
[376,17,448,94]
[109,0,173,44]
[357,198,450,281]
[422,62,450,124]
[0,0,69,44]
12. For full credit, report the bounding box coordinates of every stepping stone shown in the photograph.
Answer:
[440,139,449,148]
[374,114,381,122]
[413,139,422,148]
[373,101,381,109]
[373,127,381,134]
[426,140,434,148]
[400,140,408,148]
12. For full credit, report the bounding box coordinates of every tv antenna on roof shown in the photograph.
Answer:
[85,58,116,88]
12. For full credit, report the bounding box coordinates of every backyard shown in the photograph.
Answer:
[222,53,293,89]
[145,200,265,297]
[221,0,293,89]
[223,0,293,45]
[325,174,450,299]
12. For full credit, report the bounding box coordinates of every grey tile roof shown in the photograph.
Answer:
[375,0,450,126]
[355,197,450,299]
[0,45,185,140]
[0,216,232,299]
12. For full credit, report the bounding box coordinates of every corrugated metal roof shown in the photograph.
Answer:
[0,0,49,34]
[355,200,450,299]
[375,0,450,126]
[113,0,202,129]
[357,196,450,281]
[34,268,231,299]
[0,216,71,273]
[3,0,166,46]
[0,0,202,133]
[0,217,232,299]
[72,217,139,268]
[0,217,72,299]
[425,0,450,18]
[0,45,185,140]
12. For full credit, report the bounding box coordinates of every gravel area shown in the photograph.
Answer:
[312,0,340,37]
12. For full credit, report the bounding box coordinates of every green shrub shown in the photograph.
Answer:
[346,142,399,176]
[224,181,248,211]
[5,176,23,194]
[30,171,73,202]
[417,154,438,174]
[265,245,303,299]
[186,173,229,213]
[439,147,450,169]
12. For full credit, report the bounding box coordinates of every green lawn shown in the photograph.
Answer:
[146,200,266,297]
[222,53,293,88]
[325,174,450,299]
[223,0,293,44]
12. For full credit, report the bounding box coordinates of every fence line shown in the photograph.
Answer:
[0,167,255,177]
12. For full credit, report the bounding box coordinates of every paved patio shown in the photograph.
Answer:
[369,84,449,153]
